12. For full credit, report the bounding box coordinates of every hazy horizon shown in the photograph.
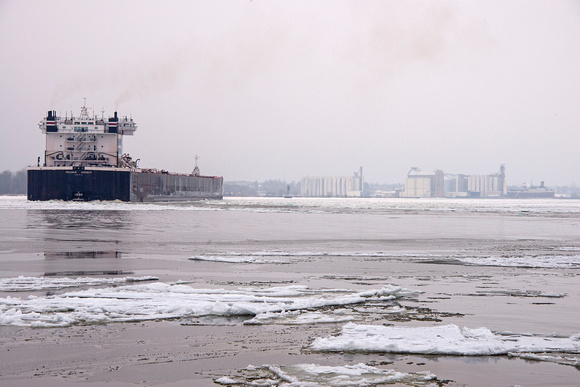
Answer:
[1,1,579,185]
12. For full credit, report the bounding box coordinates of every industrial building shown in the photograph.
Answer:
[404,165,507,198]
[403,168,444,198]
[301,167,364,197]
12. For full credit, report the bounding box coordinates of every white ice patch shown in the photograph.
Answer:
[3,196,580,216]
[224,250,442,258]
[0,276,158,292]
[217,197,580,216]
[0,195,222,211]
[0,283,417,328]
[458,255,580,269]
[514,352,580,368]
[477,290,566,298]
[243,310,356,326]
[199,250,577,270]
[189,255,287,264]
[214,363,436,386]
[190,251,447,266]
[312,323,580,357]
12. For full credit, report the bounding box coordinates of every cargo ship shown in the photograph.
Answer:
[27,103,223,201]
[507,181,555,199]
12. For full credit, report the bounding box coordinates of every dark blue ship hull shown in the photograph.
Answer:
[27,167,223,202]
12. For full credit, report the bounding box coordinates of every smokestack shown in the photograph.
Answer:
[108,111,119,133]
[46,110,58,132]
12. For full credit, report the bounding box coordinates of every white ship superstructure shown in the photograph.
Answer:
[29,102,223,202]
[40,103,137,168]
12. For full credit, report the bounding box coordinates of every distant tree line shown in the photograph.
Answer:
[0,169,26,194]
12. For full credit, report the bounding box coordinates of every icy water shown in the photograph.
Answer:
[1,196,579,386]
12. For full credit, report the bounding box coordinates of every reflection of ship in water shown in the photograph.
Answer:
[31,209,131,231]
[44,270,134,277]
[44,250,132,277]
[507,181,555,198]
[28,103,223,201]
[44,251,121,260]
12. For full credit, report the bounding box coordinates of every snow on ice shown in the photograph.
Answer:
[189,255,288,264]
[189,250,580,269]
[0,281,418,327]
[4,195,580,216]
[312,323,580,357]
[0,276,158,292]
[457,255,580,269]
[214,363,437,386]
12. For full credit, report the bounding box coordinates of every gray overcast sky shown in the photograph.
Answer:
[1,0,579,185]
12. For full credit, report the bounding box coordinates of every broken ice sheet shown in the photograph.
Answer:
[243,310,356,326]
[0,276,158,292]
[312,323,580,367]
[214,363,437,386]
[0,282,418,328]
[189,255,288,264]
[457,254,580,269]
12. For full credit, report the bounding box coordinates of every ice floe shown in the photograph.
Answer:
[457,255,580,269]
[188,251,445,266]
[214,363,437,386]
[0,195,220,212]
[218,250,441,258]
[4,195,579,216]
[311,323,580,357]
[195,250,580,270]
[243,310,356,326]
[189,255,288,264]
[0,276,158,292]
[0,282,418,327]
[475,290,566,298]
[515,352,580,368]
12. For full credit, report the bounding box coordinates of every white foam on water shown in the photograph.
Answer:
[0,282,418,327]
[214,363,437,386]
[312,323,580,357]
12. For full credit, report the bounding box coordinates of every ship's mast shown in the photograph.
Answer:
[79,99,89,120]
[193,154,200,176]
